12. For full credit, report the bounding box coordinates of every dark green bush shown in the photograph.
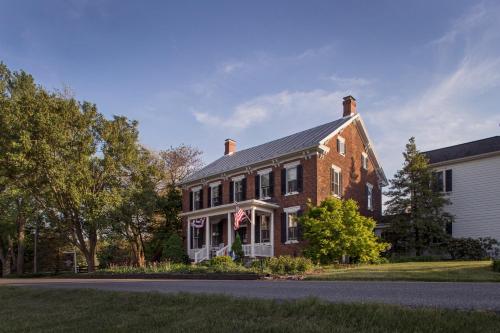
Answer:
[162,234,189,263]
[447,237,499,260]
[97,242,130,268]
[256,256,314,275]
[231,234,244,261]
[208,255,239,272]
[493,260,500,273]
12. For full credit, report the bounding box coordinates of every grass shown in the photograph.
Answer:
[306,260,500,282]
[1,287,500,332]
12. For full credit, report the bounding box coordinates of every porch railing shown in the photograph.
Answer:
[242,243,272,257]
[190,246,209,263]
[215,244,231,257]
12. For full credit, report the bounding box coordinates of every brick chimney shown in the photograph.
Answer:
[224,139,236,155]
[342,95,357,117]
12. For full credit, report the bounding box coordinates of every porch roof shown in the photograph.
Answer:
[179,199,280,219]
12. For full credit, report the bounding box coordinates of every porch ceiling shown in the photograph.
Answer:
[179,199,279,218]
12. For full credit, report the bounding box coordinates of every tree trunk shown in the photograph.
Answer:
[0,237,14,276]
[17,214,26,274]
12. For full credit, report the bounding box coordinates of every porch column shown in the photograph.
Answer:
[270,212,275,257]
[227,212,232,249]
[187,218,191,253]
[205,216,210,253]
[250,207,256,257]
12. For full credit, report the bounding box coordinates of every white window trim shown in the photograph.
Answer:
[259,172,272,200]
[257,167,272,175]
[366,182,374,211]
[209,181,221,188]
[337,136,346,156]
[284,160,300,169]
[231,175,245,182]
[260,215,270,243]
[362,152,368,170]
[191,185,202,192]
[284,206,301,244]
[331,165,342,198]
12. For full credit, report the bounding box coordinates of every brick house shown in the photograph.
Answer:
[180,96,387,262]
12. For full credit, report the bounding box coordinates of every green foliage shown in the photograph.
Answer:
[492,260,500,273]
[384,137,454,256]
[254,256,314,275]
[162,234,188,263]
[97,242,131,269]
[102,260,248,274]
[446,237,499,260]
[231,234,244,261]
[301,197,389,264]
[207,255,239,272]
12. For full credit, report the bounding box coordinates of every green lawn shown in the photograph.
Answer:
[306,260,500,282]
[1,287,500,333]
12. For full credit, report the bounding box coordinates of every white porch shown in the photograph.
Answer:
[180,199,279,263]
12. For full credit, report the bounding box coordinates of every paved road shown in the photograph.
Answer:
[2,278,500,311]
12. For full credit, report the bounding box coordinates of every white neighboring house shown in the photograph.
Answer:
[423,136,500,242]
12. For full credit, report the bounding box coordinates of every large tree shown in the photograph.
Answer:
[384,137,453,255]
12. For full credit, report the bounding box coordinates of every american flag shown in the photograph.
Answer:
[234,205,249,230]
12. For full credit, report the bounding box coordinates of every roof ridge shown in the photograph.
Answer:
[423,136,500,153]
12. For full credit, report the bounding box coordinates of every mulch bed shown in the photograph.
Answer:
[55,272,264,280]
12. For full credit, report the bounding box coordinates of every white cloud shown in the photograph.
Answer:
[194,89,348,130]
[329,74,373,87]
[220,62,245,74]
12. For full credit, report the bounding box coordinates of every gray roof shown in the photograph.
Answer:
[423,136,500,165]
[183,116,353,183]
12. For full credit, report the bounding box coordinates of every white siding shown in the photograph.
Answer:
[432,154,500,241]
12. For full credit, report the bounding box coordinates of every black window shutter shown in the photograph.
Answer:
[218,185,223,205]
[208,186,212,207]
[281,212,287,243]
[229,181,234,202]
[445,169,453,192]
[242,178,247,201]
[330,168,334,194]
[297,165,303,192]
[255,218,261,243]
[189,192,193,211]
[340,172,343,197]
[297,209,303,241]
[281,169,286,195]
[255,174,260,199]
[199,189,203,209]
[269,171,274,197]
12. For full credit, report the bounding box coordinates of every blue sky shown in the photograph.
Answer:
[1,0,500,182]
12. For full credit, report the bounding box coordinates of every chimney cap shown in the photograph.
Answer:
[343,95,356,101]
[225,138,236,142]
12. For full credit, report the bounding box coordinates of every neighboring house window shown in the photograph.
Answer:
[260,215,270,243]
[331,165,342,197]
[337,136,346,155]
[210,183,221,207]
[366,183,373,211]
[234,179,244,202]
[432,170,452,192]
[362,152,368,170]
[260,172,271,199]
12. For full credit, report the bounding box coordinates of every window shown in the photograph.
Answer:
[192,189,202,210]
[432,169,452,193]
[362,153,368,170]
[210,185,220,207]
[234,179,244,202]
[286,167,298,194]
[366,183,373,211]
[331,166,342,197]
[192,227,202,249]
[337,136,346,155]
[260,173,271,199]
[287,212,298,242]
[260,215,270,243]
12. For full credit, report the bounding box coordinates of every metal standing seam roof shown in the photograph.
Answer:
[423,136,500,165]
[182,116,354,183]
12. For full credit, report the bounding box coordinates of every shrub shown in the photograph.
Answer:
[493,260,500,273]
[301,198,389,264]
[231,234,244,261]
[162,234,189,263]
[207,256,240,272]
[97,242,130,268]
[447,237,499,260]
[256,256,314,275]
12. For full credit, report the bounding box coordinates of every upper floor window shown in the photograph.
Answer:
[432,169,452,193]
[366,183,373,211]
[209,182,221,207]
[286,167,298,194]
[281,162,303,195]
[256,169,273,199]
[231,175,246,202]
[191,186,202,211]
[337,136,346,156]
[362,152,368,170]
[331,165,342,197]
[234,180,244,202]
